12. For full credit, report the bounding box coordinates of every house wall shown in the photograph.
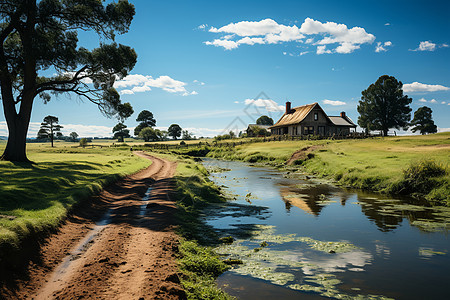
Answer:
[298,107,329,135]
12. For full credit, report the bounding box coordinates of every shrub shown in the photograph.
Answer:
[392,160,447,196]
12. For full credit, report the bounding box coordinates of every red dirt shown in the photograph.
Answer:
[1,152,186,299]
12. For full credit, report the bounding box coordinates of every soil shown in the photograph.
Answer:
[1,152,186,300]
[285,145,324,165]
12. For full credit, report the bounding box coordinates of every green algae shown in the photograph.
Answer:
[212,224,389,299]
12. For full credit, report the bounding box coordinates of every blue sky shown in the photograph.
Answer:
[1,0,449,137]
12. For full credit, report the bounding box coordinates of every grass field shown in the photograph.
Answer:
[0,142,150,256]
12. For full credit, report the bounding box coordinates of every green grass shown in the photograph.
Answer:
[0,143,150,262]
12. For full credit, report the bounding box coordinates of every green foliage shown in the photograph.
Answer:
[391,160,448,203]
[168,124,182,140]
[138,127,162,142]
[357,75,412,135]
[247,125,270,137]
[79,138,88,148]
[411,106,437,135]
[256,115,274,126]
[69,132,79,142]
[134,110,156,135]
[39,115,63,147]
[112,122,130,141]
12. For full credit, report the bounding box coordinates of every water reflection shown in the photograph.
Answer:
[202,158,450,299]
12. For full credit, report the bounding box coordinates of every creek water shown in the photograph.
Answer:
[201,158,449,300]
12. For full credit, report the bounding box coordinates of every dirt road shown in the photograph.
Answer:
[2,152,185,299]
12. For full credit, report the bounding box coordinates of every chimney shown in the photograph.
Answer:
[340,111,346,118]
[286,101,291,114]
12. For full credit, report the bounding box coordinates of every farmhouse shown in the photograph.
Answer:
[269,102,356,136]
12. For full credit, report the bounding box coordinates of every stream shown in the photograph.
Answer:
[201,158,450,300]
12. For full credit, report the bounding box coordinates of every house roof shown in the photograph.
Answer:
[247,124,272,129]
[269,103,317,129]
[328,116,357,127]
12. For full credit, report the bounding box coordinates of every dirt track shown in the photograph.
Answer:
[1,152,185,299]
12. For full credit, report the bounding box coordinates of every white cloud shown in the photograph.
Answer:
[317,45,332,54]
[299,51,309,56]
[193,80,205,85]
[197,24,207,30]
[234,101,240,104]
[114,74,195,96]
[205,17,374,54]
[204,39,239,50]
[323,99,346,106]
[403,82,450,93]
[244,98,284,112]
[418,98,427,102]
[441,44,449,48]
[430,99,437,103]
[385,23,391,26]
[411,41,436,51]
[441,101,446,104]
[300,17,375,53]
[375,41,392,52]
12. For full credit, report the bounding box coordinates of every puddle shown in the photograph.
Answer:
[139,187,153,217]
[202,158,450,300]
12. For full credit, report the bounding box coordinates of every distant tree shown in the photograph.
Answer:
[182,130,192,140]
[39,116,63,147]
[36,128,49,141]
[0,0,136,162]
[256,115,274,126]
[248,125,270,137]
[410,106,438,135]
[357,75,412,136]
[112,123,130,142]
[168,124,182,140]
[56,132,64,140]
[134,110,156,136]
[79,138,88,148]
[139,127,158,142]
[229,131,236,139]
[70,132,79,142]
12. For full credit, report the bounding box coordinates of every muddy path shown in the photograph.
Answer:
[1,152,186,300]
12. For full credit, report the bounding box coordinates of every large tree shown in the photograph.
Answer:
[168,124,181,140]
[357,75,412,136]
[410,106,437,135]
[256,115,274,126]
[0,0,136,162]
[39,115,62,147]
[134,110,156,136]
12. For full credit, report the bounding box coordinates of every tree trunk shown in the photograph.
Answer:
[1,89,34,162]
[1,113,32,162]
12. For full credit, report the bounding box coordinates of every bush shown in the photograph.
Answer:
[392,160,447,196]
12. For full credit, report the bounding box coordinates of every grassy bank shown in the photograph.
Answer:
[0,143,150,267]
[148,152,232,299]
[161,133,450,206]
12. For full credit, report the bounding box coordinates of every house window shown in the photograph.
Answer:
[304,126,314,135]
[314,113,318,121]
